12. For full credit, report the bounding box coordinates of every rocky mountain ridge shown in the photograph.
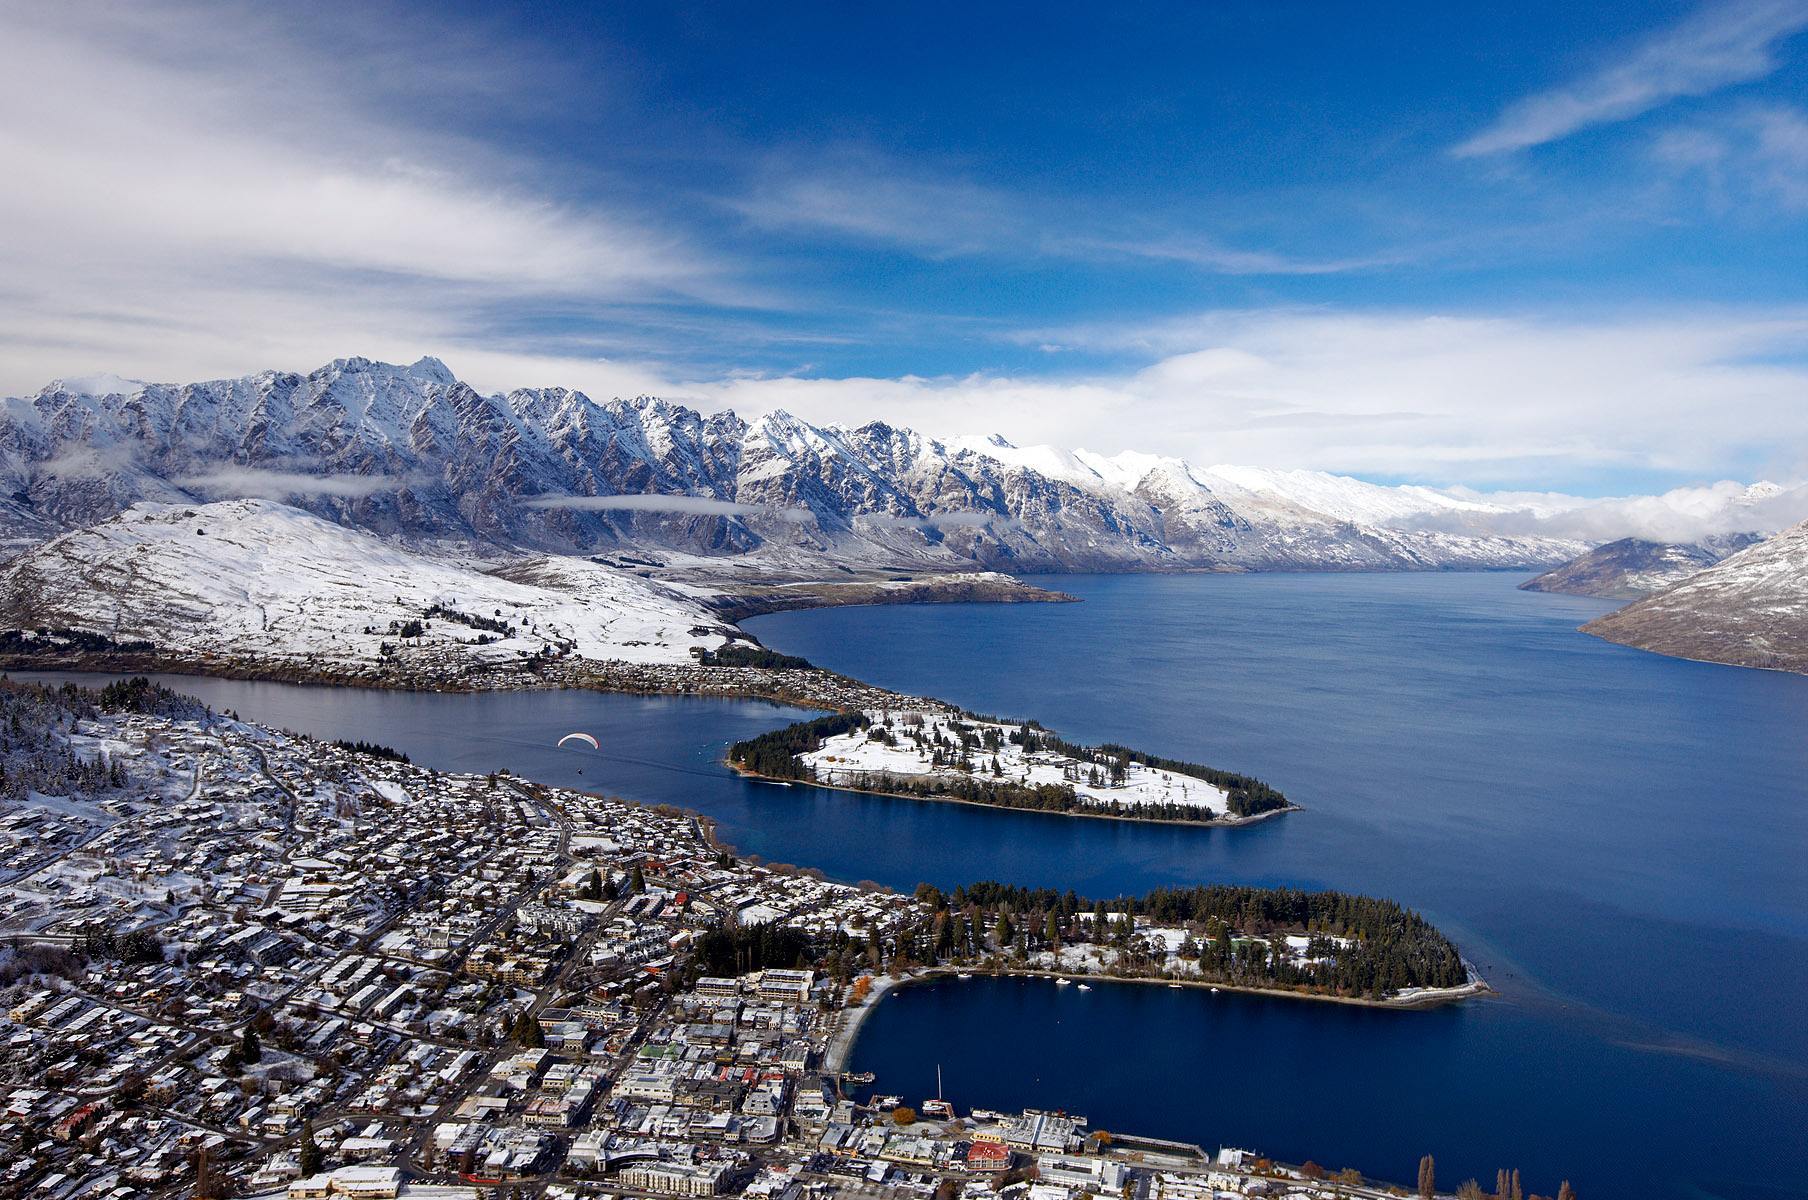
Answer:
[0,356,1597,575]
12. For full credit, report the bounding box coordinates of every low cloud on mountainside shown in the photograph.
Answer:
[1395,480,1808,544]
[522,494,815,523]
[173,468,408,500]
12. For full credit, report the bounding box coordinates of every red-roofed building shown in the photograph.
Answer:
[965,1141,1012,1172]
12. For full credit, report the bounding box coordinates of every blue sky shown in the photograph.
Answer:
[1,0,1805,493]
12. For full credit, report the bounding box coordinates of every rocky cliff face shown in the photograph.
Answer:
[0,355,1593,573]
[1582,522,1808,673]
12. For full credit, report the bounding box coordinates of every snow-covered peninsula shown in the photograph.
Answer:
[732,709,1295,826]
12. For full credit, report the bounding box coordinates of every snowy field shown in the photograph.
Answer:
[802,710,1230,816]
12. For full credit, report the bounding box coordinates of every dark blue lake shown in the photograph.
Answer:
[19,572,1807,1200]
[745,573,1808,1200]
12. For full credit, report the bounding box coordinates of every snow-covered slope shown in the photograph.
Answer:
[1581,521,1808,673]
[805,709,1232,817]
[0,356,1786,576]
[0,499,737,670]
[1519,534,1763,600]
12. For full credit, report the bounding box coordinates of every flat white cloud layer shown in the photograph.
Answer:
[636,310,1808,488]
[523,495,814,523]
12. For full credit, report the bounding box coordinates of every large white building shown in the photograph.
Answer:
[618,1162,731,1196]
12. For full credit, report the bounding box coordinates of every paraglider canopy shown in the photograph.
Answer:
[557,732,599,751]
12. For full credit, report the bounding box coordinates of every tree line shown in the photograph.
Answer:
[695,644,815,670]
[728,712,867,778]
[903,880,1469,997]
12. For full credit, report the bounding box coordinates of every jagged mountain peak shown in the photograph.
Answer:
[0,354,1678,574]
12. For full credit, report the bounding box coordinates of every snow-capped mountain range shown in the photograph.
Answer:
[0,355,1791,575]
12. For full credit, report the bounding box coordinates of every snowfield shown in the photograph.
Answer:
[802,710,1232,816]
[0,498,738,671]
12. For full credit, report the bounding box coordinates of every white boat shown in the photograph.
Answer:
[1210,987,1220,994]
[1168,983,1182,989]
[1076,983,1092,992]
[1055,977,1072,986]
[956,972,972,979]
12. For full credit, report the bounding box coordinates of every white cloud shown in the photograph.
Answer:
[1454,0,1808,157]
[733,146,1387,275]
[1391,481,1808,542]
[0,2,726,396]
[1653,103,1808,209]
[653,308,1808,487]
[172,469,406,500]
[524,494,814,523]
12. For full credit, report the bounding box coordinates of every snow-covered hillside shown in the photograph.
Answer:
[0,499,737,671]
[1582,520,1808,673]
[805,710,1232,817]
[1519,534,1762,599]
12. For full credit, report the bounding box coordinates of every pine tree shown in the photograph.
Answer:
[629,864,646,894]
[299,1120,323,1176]
[994,911,1015,949]
[239,1026,262,1064]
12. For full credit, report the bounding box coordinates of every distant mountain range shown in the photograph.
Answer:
[1582,520,1808,674]
[2,355,1805,676]
[1518,534,1765,600]
[0,355,1643,576]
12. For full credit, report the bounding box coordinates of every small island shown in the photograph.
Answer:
[905,880,1484,1005]
[729,708,1297,825]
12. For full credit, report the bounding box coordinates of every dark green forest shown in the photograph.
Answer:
[904,880,1469,998]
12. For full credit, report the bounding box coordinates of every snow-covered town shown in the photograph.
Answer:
[0,677,1471,1200]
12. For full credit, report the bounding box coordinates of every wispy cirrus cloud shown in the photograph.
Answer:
[0,1,736,393]
[1454,0,1808,157]
[1653,103,1808,209]
[732,146,1392,276]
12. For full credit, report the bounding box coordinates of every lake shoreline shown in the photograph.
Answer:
[725,758,1302,829]
[0,646,1299,831]
[831,966,1495,1074]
